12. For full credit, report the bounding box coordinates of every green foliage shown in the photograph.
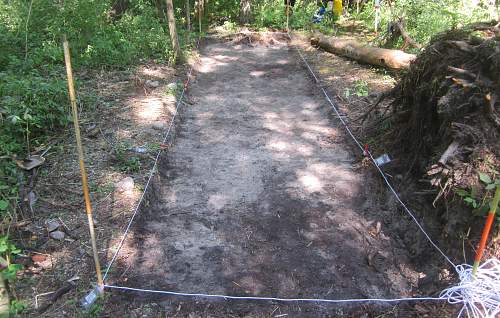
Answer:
[0,236,22,283]
[9,300,27,315]
[221,20,239,33]
[344,79,369,98]
[2,264,22,282]
[0,72,70,137]
[456,172,500,216]
[0,0,189,222]
[81,8,173,66]
[252,0,318,29]
[353,0,493,47]
[353,79,369,97]
[0,236,21,259]
[120,157,142,173]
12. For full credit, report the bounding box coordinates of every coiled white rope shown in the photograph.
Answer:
[441,259,500,318]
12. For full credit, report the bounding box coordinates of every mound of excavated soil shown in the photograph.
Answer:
[388,23,500,247]
[392,23,499,169]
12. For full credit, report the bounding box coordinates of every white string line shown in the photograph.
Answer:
[367,151,456,267]
[102,33,454,304]
[104,284,445,304]
[103,39,200,281]
[286,32,456,268]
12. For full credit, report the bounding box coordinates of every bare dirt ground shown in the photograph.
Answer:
[102,33,454,317]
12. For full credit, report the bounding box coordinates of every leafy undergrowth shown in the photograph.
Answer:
[351,0,496,51]
[1,0,178,227]
[0,0,200,314]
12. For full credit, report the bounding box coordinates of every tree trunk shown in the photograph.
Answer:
[311,33,416,71]
[387,19,422,50]
[239,0,251,25]
[165,0,181,63]
[197,0,202,32]
[185,0,191,31]
[109,0,130,21]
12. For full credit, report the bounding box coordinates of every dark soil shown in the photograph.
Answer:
[102,33,455,317]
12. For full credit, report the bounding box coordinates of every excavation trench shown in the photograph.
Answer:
[106,33,443,317]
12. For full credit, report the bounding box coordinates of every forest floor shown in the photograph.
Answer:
[14,29,459,317]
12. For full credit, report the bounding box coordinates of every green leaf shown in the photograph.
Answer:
[464,197,478,208]
[2,264,22,281]
[0,200,7,211]
[486,183,497,190]
[479,173,492,184]
[9,246,20,255]
[474,205,489,216]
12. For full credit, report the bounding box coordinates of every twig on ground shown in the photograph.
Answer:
[37,277,79,313]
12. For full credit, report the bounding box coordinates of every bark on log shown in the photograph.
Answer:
[311,33,416,71]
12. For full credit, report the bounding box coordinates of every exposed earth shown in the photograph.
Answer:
[101,33,455,317]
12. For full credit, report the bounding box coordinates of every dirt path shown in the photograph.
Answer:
[106,35,426,317]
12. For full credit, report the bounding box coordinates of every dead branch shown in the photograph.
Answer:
[37,280,76,313]
[447,66,477,79]
[388,19,422,50]
[353,89,395,123]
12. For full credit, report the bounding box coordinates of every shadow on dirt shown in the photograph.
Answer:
[104,34,453,317]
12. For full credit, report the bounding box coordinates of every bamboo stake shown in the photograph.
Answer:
[472,185,500,277]
[62,35,103,289]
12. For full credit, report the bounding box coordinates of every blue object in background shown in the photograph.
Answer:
[312,6,326,23]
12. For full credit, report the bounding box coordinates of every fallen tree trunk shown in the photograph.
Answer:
[311,33,416,71]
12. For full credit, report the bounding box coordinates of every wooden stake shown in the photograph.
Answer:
[472,185,500,277]
[62,35,103,289]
